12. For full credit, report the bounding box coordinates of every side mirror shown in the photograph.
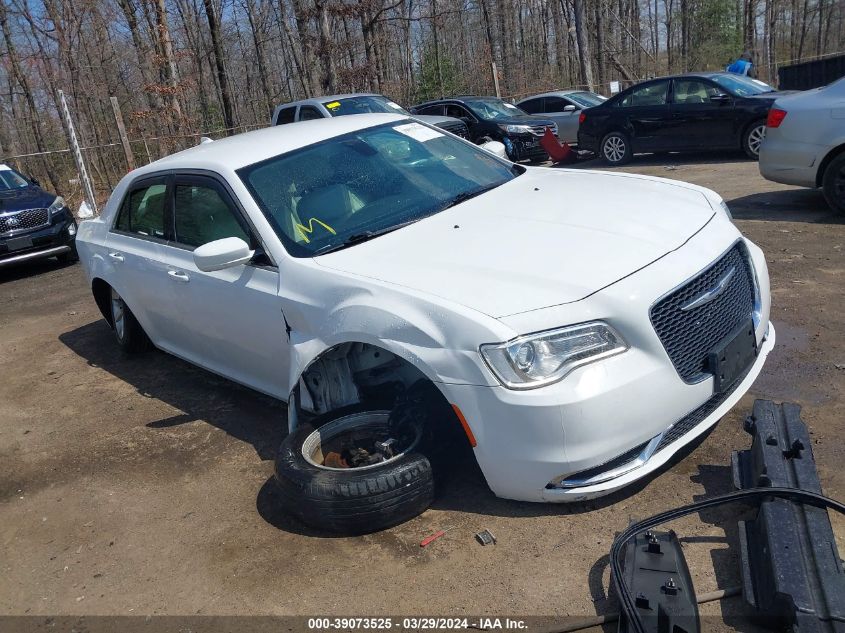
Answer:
[193,237,254,272]
[563,105,577,112]
[460,116,474,125]
[479,140,507,159]
[29,177,40,187]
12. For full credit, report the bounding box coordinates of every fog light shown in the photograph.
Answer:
[67,222,77,236]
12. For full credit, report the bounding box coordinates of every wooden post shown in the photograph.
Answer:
[110,96,135,171]
[58,90,98,216]
[491,62,501,98]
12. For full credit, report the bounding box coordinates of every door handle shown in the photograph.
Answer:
[167,270,190,282]
[108,252,124,262]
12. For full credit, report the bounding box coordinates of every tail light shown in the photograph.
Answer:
[579,112,587,124]
[767,108,787,128]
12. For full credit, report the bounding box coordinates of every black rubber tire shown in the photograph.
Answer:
[600,131,632,165]
[742,120,767,160]
[822,152,845,215]
[274,404,435,534]
[110,288,152,354]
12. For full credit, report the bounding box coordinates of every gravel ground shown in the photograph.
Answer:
[1,150,843,630]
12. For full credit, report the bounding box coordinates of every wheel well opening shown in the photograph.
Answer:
[294,342,474,450]
[816,144,845,187]
[91,278,113,327]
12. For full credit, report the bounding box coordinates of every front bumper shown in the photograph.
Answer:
[507,135,550,162]
[438,219,773,502]
[0,210,77,267]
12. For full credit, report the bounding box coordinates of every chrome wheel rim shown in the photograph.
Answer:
[748,125,766,156]
[110,288,126,341]
[603,136,626,162]
[301,411,422,472]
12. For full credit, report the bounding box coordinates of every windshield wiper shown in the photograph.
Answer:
[438,183,502,211]
[312,219,420,256]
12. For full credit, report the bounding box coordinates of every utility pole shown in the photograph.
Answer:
[59,90,98,216]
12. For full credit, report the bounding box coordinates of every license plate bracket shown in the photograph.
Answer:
[6,236,33,251]
[707,319,757,393]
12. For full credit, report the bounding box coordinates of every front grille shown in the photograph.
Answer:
[654,366,749,452]
[529,124,557,137]
[438,121,469,139]
[0,208,50,236]
[650,243,756,383]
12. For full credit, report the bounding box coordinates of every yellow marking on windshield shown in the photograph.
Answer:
[295,217,337,243]
[325,101,341,110]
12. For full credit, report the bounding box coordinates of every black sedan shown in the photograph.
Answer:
[577,72,790,164]
[411,96,557,162]
[0,165,77,267]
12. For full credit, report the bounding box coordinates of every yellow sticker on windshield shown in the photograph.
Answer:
[295,217,337,243]
[325,101,341,110]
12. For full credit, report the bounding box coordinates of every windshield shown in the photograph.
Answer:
[567,91,606,107]
[323,96,410,117]
[710,74,775,96]
[0,168,30,191]
[464,98,527,120]
[238,121,518,257]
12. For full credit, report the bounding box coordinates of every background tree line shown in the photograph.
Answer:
[1,0,843,205]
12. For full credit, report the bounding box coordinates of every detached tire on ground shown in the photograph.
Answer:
[274,405,436,535]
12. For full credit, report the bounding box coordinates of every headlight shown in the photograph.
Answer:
[499,124,534,135]
[719,200,733,219]
[480,321,628,390]
[48,196,65,216]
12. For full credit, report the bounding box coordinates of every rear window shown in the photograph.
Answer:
[275,107,295,125]
[115,183,167,238]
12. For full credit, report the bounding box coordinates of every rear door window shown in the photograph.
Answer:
[618,81,670,107]
[114,182,168,239]
[519,98,545,114]
[298,106,324,121]
[275,107,296,125]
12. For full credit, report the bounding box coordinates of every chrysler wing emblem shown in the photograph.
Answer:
[6,216,19,227]
[680,267,736,311]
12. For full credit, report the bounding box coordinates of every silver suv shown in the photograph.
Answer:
[271,93,469,139]
[759,76,845,213]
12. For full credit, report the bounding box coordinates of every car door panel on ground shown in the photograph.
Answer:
[160,174,289,399]
[105,178,175,347]
[670,79,737,149]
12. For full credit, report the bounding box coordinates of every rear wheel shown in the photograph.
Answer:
[110,287,152,353]
[601,132,632,165]
[743,120,767,159]
[822,152,845,215]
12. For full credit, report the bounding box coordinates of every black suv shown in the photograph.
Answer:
[0,166,77,267]
[411,96,557,162]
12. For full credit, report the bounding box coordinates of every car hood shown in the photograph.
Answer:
[315,169,716,318]
[0,186,55,212]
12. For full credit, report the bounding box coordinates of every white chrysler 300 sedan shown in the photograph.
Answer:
[76,114,774,531]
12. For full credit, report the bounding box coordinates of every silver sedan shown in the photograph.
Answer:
[759,76,845,214]
[516,90,607,144]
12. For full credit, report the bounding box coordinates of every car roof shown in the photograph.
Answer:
[136,114,410,175]
[416,95,501,105]
[516,90,584,102]
[276,93,383,109]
